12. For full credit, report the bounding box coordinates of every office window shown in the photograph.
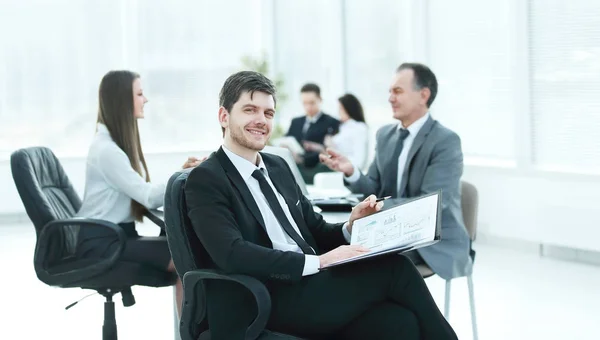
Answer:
[134,0,269,153]
[530,0,600,174]
[427,0,517,160]
[273,0,345,127]
[0,0,269,159]
[0,0,124,159]
[344,0,405,127]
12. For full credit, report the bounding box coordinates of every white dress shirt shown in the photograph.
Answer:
[76,123,165,224]
[222,146,322,276]
[345,113,430,194]
[329,119,368,169]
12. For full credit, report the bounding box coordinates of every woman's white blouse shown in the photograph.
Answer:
[76,123,165,224]
[329,119,369,169]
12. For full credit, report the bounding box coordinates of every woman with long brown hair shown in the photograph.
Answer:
[76,70,199,316]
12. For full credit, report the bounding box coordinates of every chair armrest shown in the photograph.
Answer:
[145,209,166,229]
[180,269,271,340]
[34,218,127,286]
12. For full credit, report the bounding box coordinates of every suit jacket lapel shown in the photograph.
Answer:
[263,156,319,251]
[399,117,436,197]
[215,148,267,233]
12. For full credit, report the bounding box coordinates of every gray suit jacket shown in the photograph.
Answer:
[346,116,472,280]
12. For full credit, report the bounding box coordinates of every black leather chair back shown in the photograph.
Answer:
[164,168,207,277]
[11,147,81,264]
[164,169,210,337]
[11,147,81,230]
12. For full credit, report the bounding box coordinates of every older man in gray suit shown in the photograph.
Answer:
[320,63,472,280]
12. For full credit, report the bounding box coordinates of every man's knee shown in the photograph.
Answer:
[334,254,419,296]
[374,303,420,339]
[341,303,420,340]
[389,306,420,339]
[374,253,417,274]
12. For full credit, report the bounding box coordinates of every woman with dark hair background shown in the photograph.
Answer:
[76,70,200,316]
[304,93,368,168]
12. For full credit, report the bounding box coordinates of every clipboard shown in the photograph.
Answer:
[320,191,442,270]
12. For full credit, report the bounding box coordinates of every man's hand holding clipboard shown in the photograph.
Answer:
[317,194,385,269]
[319,191,442,270]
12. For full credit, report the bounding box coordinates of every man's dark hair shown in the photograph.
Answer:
[219,71,277,113]
[396,63,438,108]
[300,83,321,98]
[219,71,276,135]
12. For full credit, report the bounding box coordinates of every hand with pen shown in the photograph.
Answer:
[347,194,386,233]
[318,148,355,177]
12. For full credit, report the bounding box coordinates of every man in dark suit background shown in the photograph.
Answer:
[320,63,472,281]
[285,83,340,183]
[184,71,458,339]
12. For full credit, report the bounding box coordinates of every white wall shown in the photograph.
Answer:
[463,164,600,253]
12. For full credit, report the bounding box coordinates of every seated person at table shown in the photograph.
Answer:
[75,70,202,316]
[184,71,458,339]
[320,63,472,281]
[304,93,369,169]
[284,83,340,184]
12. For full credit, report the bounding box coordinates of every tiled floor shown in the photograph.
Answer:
[1,221,599,339]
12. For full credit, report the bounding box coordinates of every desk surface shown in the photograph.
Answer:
[320,211,350,223]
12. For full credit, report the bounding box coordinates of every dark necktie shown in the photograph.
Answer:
[251,169,315,255]
[302,119,312,136]
[381,128,410,197]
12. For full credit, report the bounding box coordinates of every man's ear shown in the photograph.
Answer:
[218,106,229,129]
[420,88,431,106]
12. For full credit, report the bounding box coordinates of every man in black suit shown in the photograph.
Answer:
[284,83,340,183]
[185,71,458,339]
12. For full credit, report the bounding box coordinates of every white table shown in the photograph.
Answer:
[320,211,351,223]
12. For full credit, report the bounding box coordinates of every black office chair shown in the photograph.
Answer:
[164,169,307,340]
[10,147,177,340]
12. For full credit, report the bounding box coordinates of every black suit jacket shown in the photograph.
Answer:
[286,113,340,167]
[184,147,347,283]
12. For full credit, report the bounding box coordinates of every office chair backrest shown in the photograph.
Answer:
[11,147,82,262]
[164,168,212,337]
[460,180,479,241]
[164,168,208,277]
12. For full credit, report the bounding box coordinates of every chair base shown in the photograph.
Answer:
[99,288,136,340]
[101,292,118,340]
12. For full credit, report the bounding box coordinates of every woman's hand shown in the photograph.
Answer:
[182,156,207,169]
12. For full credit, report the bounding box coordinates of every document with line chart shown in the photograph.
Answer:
[321,191,441,270]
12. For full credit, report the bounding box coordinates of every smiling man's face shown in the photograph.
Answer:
[221,90,276,152]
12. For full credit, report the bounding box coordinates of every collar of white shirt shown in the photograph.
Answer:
[97,122,110,135]
[398,112,430,136]
[222,145,267,181]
